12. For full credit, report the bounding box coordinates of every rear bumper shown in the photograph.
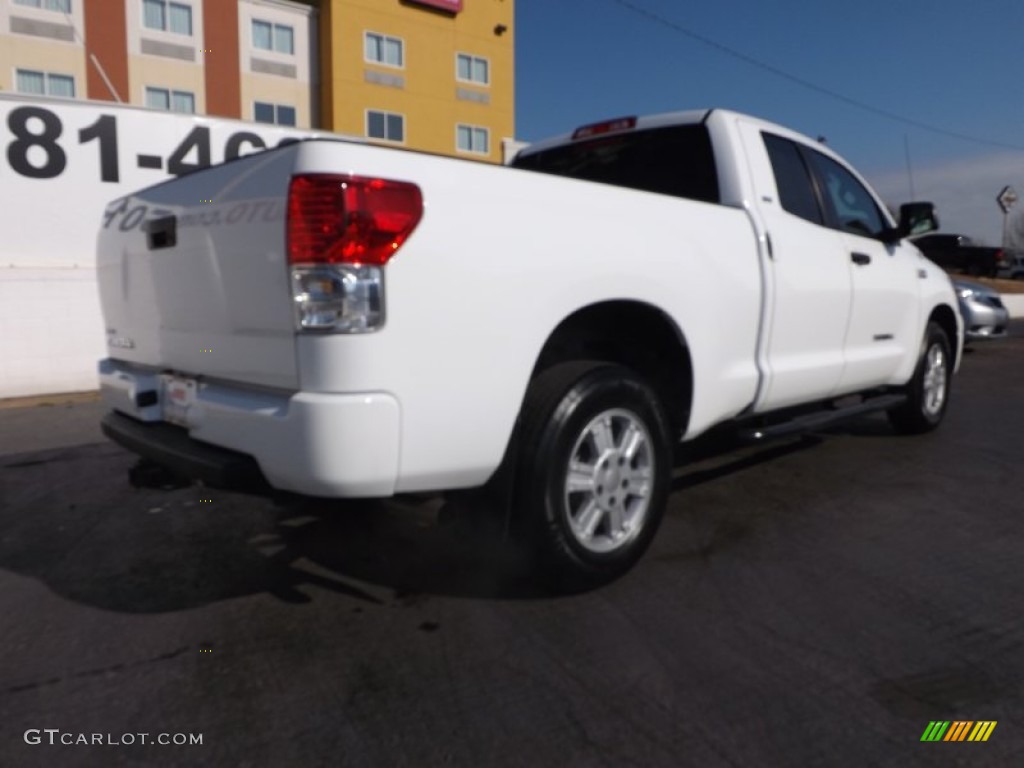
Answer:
[98,359,401,497]
[101,412,269,489]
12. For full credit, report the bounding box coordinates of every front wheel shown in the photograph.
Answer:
[515,362,674,589]
[888,322,952,434]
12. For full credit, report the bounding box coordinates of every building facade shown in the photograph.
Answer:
[319,0,513,163]
[0,0,514,161]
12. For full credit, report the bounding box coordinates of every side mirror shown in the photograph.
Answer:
[898,202,939,238]
[881,202,939,244]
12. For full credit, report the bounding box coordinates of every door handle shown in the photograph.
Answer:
[851,252,871,266]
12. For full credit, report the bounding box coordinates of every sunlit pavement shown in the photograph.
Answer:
[2,323,1022,767]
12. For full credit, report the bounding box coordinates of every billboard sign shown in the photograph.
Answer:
[0,93,328,268]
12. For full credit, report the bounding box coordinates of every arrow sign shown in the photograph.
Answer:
[997,185,1018,214]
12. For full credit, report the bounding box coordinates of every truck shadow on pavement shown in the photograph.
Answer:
[0,441,547,609]
[0,417,888,612]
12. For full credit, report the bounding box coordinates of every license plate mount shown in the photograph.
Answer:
[161,375,197,427]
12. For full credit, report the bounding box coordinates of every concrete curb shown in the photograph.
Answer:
[0,390,100,410]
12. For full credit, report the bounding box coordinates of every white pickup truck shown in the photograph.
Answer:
[97,109,961,585]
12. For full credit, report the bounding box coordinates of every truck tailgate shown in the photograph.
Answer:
[97,145,300,390]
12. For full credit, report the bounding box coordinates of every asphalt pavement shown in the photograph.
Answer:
[1,325,1023,767]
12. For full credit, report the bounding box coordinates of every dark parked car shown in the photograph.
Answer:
[912,233,1010,277]
[997,251,1024,280]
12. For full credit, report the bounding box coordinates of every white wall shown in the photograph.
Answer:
[1003,295,1024,318]
[0,268,103,397]
[0,93,329,399]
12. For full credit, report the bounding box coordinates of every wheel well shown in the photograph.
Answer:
[929,304,960,369]
[531,301,693,439]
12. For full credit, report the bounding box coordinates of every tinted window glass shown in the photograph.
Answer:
[512,124,720,204]
[806,150,886,238]
[277,105,296,127]
[763,133,822,224]
[254,102,274,123]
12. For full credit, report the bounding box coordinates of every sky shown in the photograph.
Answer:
[515,0,1024,246]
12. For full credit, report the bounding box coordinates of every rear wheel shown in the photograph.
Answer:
[888,322,952,434]
[515,362,673,588]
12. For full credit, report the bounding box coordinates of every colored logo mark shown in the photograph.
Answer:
[921,721,997,742]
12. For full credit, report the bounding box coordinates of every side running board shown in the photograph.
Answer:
[738,394,907,443]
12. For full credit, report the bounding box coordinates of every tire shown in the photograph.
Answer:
[887,322,952,434]
[515,361,673,589]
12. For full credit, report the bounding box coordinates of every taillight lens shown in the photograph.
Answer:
[287,174,423,266]
[571,116,637,141]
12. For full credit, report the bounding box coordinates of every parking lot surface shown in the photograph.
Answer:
[2,325,1023,767]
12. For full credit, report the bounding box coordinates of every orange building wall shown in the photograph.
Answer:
[203,0,242,117]
[83,0,129,101]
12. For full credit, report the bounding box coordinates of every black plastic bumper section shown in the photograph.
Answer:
[101,412,269,490]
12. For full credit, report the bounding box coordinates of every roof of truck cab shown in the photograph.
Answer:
[513,108,881,196]
[517,109,714,157]
[514,108,841,159]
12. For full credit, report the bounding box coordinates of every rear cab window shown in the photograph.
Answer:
[512,124,720,204]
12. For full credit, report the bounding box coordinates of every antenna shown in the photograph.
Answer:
[904,134,916,200]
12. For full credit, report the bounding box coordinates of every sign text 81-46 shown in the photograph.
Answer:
[4,106,296,183]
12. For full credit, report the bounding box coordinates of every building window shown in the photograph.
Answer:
[456,53,489,85]
[365,32,403,68]
[367,110,404,143]
[14,0,72,11]
[254,102,296,126]
[142,0,193,36]
[146,86,195,114]
[456,124,489,155]
[252,19,294,55]
[16,69,75,98]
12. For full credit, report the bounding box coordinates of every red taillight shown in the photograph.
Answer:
[287,174,423,265]
[571,116,637,141]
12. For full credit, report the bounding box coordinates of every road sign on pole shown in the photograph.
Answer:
[997,186,1018,214]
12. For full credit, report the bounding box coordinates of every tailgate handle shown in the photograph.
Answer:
[145,215,177,250]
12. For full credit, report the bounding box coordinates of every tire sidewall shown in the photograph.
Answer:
[912,323,952,427]
[529,368,672,578]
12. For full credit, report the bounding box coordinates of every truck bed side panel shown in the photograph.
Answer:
[290,142,763,490]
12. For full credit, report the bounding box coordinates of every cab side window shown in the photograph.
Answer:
[763,134,823,225]
[805,151,886,238]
